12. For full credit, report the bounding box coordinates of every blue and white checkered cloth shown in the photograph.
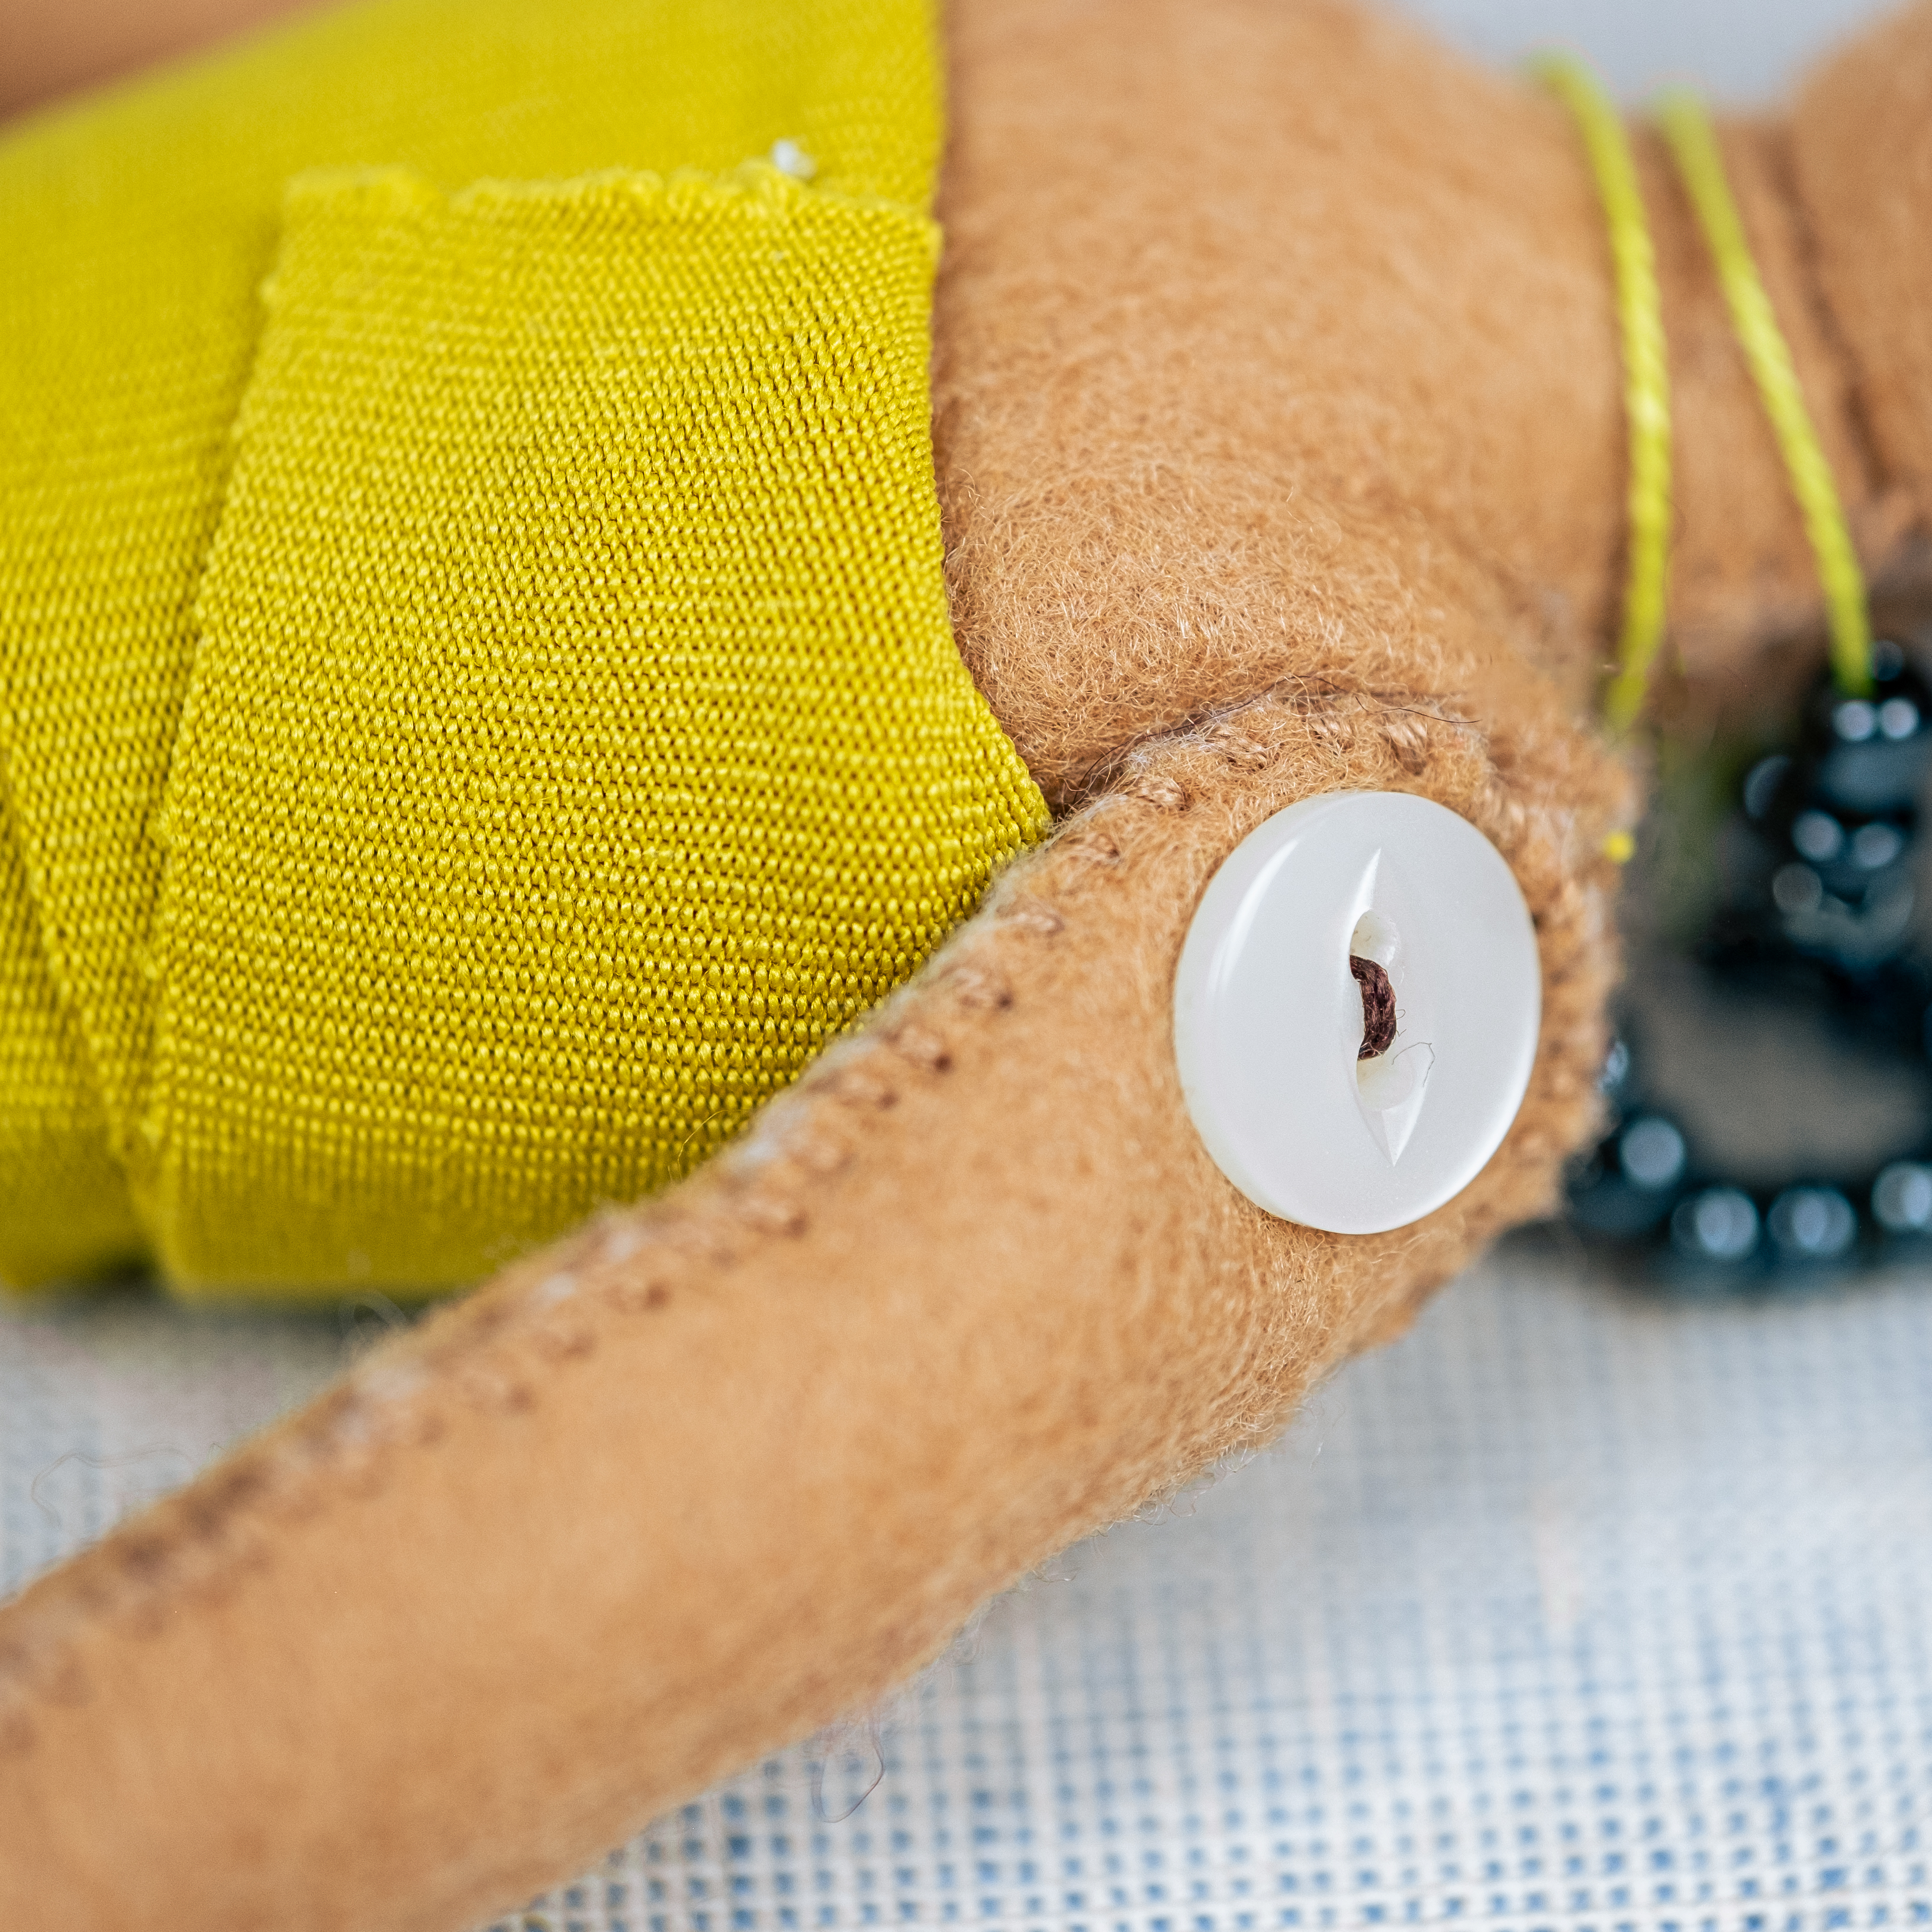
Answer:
[7,1250,1930,1932]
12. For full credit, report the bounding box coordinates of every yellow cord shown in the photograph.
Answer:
[1654,88,1873,695]
[1534,53,1674,735]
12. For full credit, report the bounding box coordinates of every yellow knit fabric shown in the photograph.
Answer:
[0,0,1049,1297]
[0,815,147,1286]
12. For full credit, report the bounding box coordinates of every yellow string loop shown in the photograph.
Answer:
[1533,53,1674,735]
[1653,88,1873,696]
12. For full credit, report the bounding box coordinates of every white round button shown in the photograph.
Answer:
[1172,791,1541,1234]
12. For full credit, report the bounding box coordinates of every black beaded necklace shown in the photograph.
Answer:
[1567,640,1932,1279]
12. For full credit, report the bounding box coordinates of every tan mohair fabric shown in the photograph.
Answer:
[932,0,1921,777]
[5,0,1929,1925]
[1791,0,1932,608]
[1640,120,1913,706]
[0,0,320,115]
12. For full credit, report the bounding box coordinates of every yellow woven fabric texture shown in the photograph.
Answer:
[0,814,146,1285]
[151,166,1044,1294]
[0,0,1048,1294]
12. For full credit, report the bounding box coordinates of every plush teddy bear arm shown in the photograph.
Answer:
[0,675,1618,1930]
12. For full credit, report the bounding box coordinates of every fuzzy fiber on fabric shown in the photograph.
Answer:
[6,0,1931,1925]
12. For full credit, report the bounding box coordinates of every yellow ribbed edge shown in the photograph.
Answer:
[1653,88,1873,697]
[1533,53,1674,736]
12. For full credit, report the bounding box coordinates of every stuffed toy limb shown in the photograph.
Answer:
[4,0,1932,1924]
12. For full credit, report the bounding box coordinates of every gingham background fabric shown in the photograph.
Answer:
[6,1249,1929,1931]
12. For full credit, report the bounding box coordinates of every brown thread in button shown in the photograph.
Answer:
[1350,956,1397,1058]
